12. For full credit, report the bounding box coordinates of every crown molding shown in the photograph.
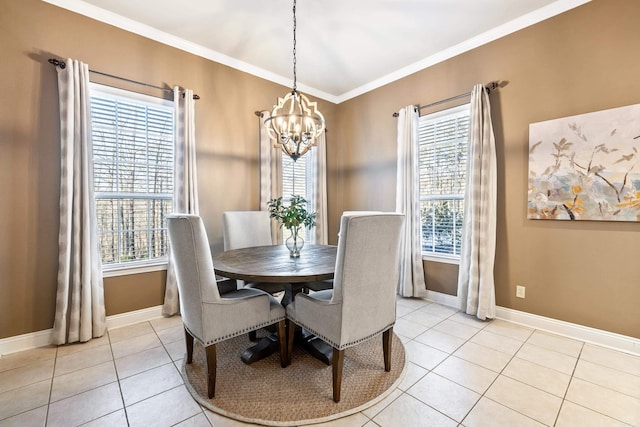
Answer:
[42,0,590,104]
[335,0,591,103]
[41,0,340,103]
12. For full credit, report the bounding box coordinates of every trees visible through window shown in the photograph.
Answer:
[90,85,174,268]
[418,103,470,258]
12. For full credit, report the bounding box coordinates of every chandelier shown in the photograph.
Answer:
[265,0,325,162]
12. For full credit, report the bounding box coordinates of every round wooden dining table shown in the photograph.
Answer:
[213,244,337,364]
[214,244,336,283]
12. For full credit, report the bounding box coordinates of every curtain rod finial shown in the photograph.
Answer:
[48,58,66,69]
[486,80,508,92]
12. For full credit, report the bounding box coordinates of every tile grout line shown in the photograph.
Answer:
[401,306,474,425]
[402,307,564,426]
[462,327,543,426]
[464,323,636,426]
[152,318,213,426]
[4,300,637,427]
[552,341,585,427]
[108,323,131,427]
[43,345,58,426]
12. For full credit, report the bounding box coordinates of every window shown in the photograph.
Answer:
[90,84,174,270]
[281,152,315,242]
[418,103,470,259]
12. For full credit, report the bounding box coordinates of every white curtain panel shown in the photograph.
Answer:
[52,59,106,345]
[395,105,427,297]
[309,131,328,245]
[259,111,283,243]
[457,84,497,320]
[163,87,200,316]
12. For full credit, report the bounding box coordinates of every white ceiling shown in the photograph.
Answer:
[45,0,590,103]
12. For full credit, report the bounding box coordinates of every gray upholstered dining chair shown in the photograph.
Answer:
[167,214,287,398]
[285,212,405,402]
[222,210,273,251]
[222,210,285,295]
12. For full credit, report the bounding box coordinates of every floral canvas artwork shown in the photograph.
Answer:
[528,103,640,221]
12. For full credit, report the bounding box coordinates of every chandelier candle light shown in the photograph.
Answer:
[265,0,325,162]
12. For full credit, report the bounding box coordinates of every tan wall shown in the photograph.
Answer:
[2,0,639,341]
[333,0,640,338]
[423,262,459,295]
[0,0,336,338]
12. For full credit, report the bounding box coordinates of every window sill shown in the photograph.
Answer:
[421,254,460,265]
[102,261,168,278]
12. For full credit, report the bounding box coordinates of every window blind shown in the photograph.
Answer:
[418,104,470,257]
[281,153,314,241]
[281,155,308,198]
[91,86,174,267]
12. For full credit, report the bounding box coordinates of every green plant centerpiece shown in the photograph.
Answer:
[268,195,316,258]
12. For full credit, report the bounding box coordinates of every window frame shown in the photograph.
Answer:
[418,103,471,264]
[280,150,316,244]
[89,83,174,275]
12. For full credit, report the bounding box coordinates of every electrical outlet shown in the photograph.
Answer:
[516,285,526,298]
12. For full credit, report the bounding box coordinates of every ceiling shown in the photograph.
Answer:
[45,0,590,103]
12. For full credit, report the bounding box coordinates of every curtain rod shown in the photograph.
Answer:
[392,81,500,117]
[48,58,200,100]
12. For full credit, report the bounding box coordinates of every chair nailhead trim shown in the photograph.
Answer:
[202,315,286,346]
[287,319,395,350]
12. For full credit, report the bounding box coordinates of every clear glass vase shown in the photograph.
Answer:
[285,226,304,258]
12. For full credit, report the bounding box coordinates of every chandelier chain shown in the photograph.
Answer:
[264,0,325,162]
[292,0,297,92]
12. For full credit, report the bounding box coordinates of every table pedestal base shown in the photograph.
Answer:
[240,281,334,366]
[240,328,332,366]
[300,329,332,365]
[240,334,279,364]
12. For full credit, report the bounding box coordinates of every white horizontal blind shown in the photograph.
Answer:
[418,103,470,257]
[282,155,308,199]
[281,153,314,241]
[90,85,174,268]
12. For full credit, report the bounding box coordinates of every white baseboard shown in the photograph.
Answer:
[3,299,639,358]
[424,292,639,357]
[0,305,165,357]
[495,306,640,357]
[105,305,164,330]
[0,329,54,357]
[425,290,460,308]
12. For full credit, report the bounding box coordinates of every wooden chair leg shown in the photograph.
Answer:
[205,344,216,399]
[332,348,344,403]
[184,328,194,364]
[383,327,393,372]
[286,319,296,367]
[248,330,258,342]
[277,320,287,368]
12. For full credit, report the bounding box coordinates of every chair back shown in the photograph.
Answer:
[331,212,405,343]
[167,214,220,340]
[222,211,273,250]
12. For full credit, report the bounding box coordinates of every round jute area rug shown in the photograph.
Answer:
[181,330,406,426]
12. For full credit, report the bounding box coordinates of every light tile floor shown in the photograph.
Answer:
[1,297,639,426]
